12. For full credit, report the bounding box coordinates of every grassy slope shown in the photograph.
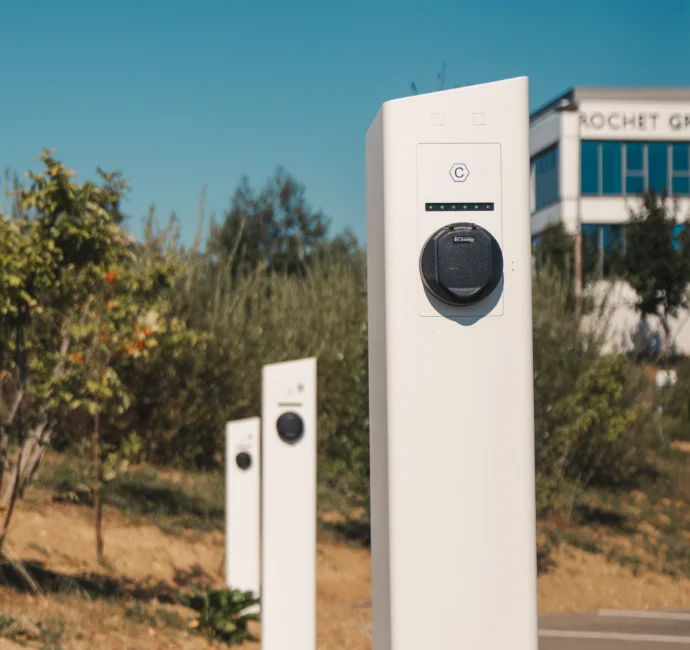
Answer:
[1,447,690,648]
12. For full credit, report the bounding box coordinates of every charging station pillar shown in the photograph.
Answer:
[261,357,317,650]
[365,77,538,649]
[225,417,261,599]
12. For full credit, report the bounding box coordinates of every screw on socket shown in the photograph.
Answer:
[276,412,304,445]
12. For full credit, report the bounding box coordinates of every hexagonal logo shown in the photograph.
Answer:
[449,163,470,182]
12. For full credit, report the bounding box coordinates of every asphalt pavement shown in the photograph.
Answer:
[539,609,690,648]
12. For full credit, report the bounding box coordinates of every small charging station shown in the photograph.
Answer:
[261,357,317,650]
[225,417,261,601]
[366,77,538,649]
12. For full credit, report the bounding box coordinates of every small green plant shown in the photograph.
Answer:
[180,586,260,646]
[618,554,643,576]
[124,602,186,631]
[38,618,66,650]
[561,533,602,554]
[0,614,24,642]
[124,602,158,627]
[28,542,50,556]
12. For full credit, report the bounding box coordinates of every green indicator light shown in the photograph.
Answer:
[452,205,456,210]
[440,205,444,209]
[486,204,491,209]
[474,205,478,209]
[463,204,467,209]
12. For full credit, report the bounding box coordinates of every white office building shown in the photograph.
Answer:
[529,87,690,354]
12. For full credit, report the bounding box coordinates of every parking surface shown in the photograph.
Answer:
[540,610,690,648]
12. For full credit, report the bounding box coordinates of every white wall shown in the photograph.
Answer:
[529,111,560,156]
[584,280,690,355]
[530,97,690,233]
[531,203,561,235]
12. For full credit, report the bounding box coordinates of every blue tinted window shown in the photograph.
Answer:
[581,141,599,194]
[582,224,600,248]
[673,177,690,195]
[602,142,622,194]
[626,176,644,194]
[626,143,643,171]
[602,224,624,276]
[602,224,624,252]
[648,142,668,193]
[534,146,559,210]
[672,143,689,172]
[673,224,686,250]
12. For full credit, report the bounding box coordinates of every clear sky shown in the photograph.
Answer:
[1,0,688,247]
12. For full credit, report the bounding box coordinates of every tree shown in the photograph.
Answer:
[0,150,147,556]
[533,222,574,272]
[210,168,330,275]
[532,221,601,309]
[621,190,690,357]
[62,266,169,563]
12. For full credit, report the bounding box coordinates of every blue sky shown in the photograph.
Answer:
[1,0,688,247]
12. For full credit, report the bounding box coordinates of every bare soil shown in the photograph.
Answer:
[3,483,690,648]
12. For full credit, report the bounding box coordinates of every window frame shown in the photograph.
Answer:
[671,143,690,196]
[580,140,690,198]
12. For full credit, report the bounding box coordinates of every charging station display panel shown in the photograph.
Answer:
[417,143,503,317]
[225,417,261,599]
[366,77,538,650]
[261,357,317,650]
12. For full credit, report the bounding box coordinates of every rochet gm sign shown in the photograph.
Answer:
[580,110,690,133]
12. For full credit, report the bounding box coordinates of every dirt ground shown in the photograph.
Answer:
[3,494,690,649]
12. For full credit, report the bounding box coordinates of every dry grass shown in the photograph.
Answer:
[539,544,690,613]
[672,440,690,453]
[0,485,372,649]
[4,454,690,648]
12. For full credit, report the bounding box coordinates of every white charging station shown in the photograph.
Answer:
[225,417,261,601]
[261,357,317,650]
[366,77,538,649]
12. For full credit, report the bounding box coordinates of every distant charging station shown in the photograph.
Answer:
[261,357,317,650]
[225,417,261,601]
[366,77,538,649]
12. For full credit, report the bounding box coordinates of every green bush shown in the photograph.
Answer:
[532,265,655,514]
[655,358,690,441]
[179,587,260,646]
[114,245,371,516]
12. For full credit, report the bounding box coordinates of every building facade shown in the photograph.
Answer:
[529,87,690,353]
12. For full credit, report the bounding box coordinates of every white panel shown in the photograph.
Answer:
[366,77,538,650]
[416,143,504,317]
[261,357,317,650]
[225,417,261,600]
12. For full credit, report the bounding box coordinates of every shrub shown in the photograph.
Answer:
[532,265,654,514]
[180,587,259,646]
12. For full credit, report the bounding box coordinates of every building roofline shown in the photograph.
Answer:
[530,86,690,124]
[530,88,575,124]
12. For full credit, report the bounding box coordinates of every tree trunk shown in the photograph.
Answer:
[0,422,49,505]
[92,410,104,564]
[661,314,672,361]
[0,445,24,555]
[21,443,46,498]
[0,318,27,556]
[0,425,8,504]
